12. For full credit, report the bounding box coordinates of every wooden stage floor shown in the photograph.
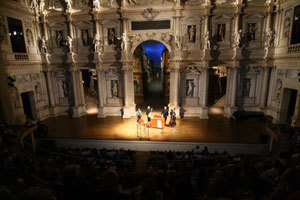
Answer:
[42,113,267,144]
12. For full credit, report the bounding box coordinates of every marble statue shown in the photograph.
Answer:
[40,37,47,53]
[112,80,118,98]
[175,35,182,49]
[93,33,103,53]
[56,32,63,47]
[248,23,256,41]
[204,31,211,49]
[65,0,73,12]
[218,24,225,41]
[93,0,100,8]
[118,33,127,51]
[108,28,115,45]
[39,0,45,14]
[66,36,73,52]
[265,29,275,48]
[188,25,196,42]
[30,0,38,10]
[82,30,89,46]
[235,29,242,48]
[186,80,193,98]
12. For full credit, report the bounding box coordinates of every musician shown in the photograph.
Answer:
[148,108,153,122]
[169,108,176,127]
[146,106,151,120]
[161,106,169,124]
[136,108,142,123]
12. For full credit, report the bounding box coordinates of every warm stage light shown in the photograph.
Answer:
[86,107,98,114]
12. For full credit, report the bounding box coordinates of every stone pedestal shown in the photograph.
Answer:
[232,48,242,59]
[97,106,105,118]
[202,49,211,59]
[72,105,86,117]
[200,107,209,119]
[123,106,136,118]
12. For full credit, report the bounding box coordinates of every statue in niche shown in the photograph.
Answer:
[118,33,127,51]
[111,80,118,98]
[39,0,45,14]
[217,24,225,42]
[186,80,194,98]
[56,31,64,47]
[108,28,115,45]
[65,0,73,12]
[93,0,100,8]
[242,79,250,97]
[58,80,67,98]
[248,23,257,41]
[188,25,196,43]
[235,29,242,48]
[30,0,38,11]
[9,86,21,109]
[175,35,182,49]
[0,24,8,44]
[93,33,103,53]
[204,31,211,49]
[40,37,47,53]
[81,29,89,46]
[265,29,275,48]
[26,29,34,46]
[66,36,73,52]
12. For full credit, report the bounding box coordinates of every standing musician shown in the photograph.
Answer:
[146,106,151,121]
[136,108,142,124]
[169,108,176,127]
[161,106,169,124]
[148,108,153,122]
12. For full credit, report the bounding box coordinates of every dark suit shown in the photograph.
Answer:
[161,109,169,123]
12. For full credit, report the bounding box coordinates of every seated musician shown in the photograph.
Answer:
[169,108,176,127]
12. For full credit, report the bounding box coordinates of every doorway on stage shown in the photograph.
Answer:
[81,69,98,114]
[133,40,169,111]
[208,66,227,115]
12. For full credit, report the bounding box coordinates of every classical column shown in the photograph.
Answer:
[202,67,209,107]
[200,66,209,119]
[292,94,300,127]
[46,70,55,107]
[225,67,232,108]
[169,64,180,109]
[71,69,79,107]
[123,66,135,118]
[78,70,85,106]
[97,68,105,117]
[260,67,271,108]
[230,67,239,108]
[267,67,276,107]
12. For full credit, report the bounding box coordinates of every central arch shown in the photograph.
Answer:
[132,40,170,110]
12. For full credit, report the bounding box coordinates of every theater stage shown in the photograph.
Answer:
[42,112,267,144]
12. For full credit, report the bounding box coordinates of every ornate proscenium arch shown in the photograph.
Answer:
[130,39,172,57]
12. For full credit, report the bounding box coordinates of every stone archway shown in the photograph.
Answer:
[132,40,170,110]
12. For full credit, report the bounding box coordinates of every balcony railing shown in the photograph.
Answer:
[288,44,300,53]
[14,53,29,61]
